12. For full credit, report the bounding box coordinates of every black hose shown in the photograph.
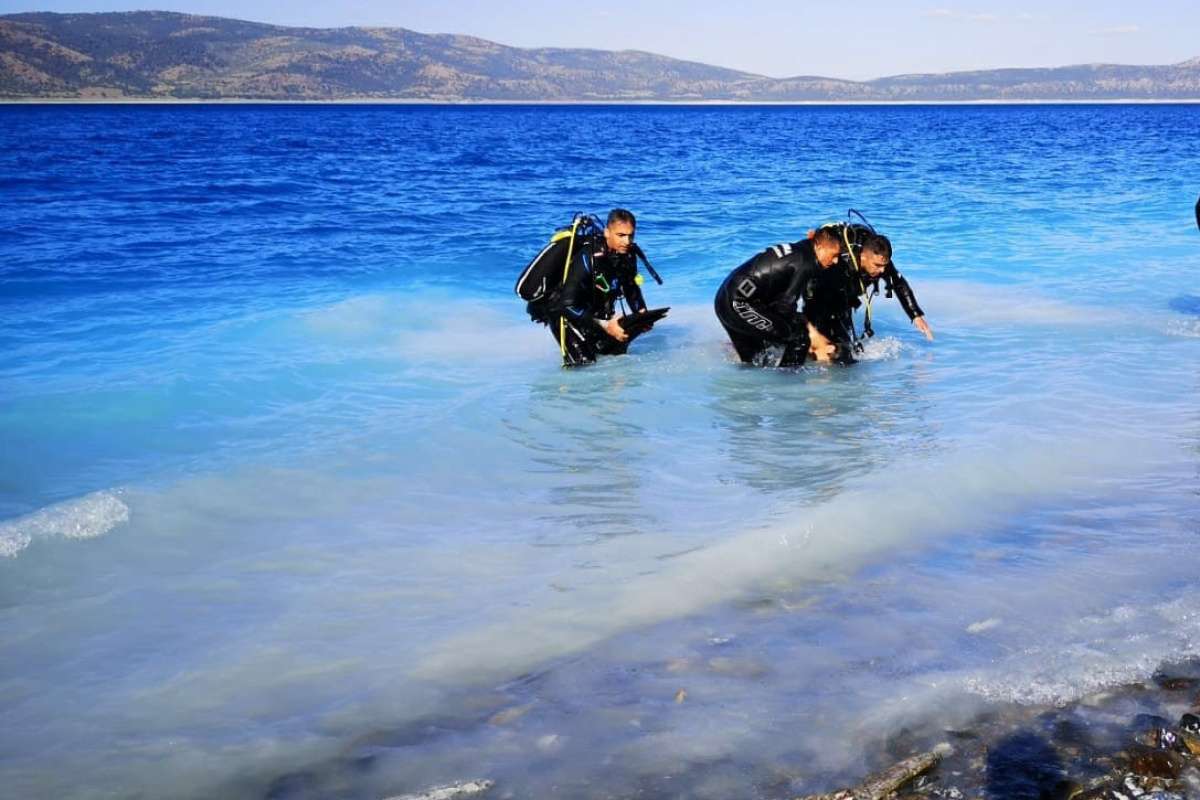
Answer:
[631,243,663,284]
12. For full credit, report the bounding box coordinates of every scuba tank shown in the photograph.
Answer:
[514,213,604,312]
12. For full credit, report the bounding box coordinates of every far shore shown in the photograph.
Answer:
[4,97,1200,107]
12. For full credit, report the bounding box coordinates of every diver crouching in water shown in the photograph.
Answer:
[516,208,665,367]
[805,218,934,363]
[714,226,844,367]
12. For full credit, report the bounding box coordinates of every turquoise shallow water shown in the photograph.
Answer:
[1,103,1199,798]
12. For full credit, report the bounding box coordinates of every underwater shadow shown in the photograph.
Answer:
[985,730,1071,800]
[1168,295,1200,316]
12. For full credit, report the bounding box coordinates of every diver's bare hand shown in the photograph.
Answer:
[603,317,629,343]
[914,316,934,341]
[807,323,836,362]
[810,343,838,362]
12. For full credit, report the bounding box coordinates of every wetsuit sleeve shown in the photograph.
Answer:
[885,265,925,320]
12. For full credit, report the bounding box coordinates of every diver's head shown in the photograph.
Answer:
[812,226,843,267]
[859,233,891,279]
[604,208,636,255]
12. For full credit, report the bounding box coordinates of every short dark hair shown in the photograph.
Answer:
[812,226,842,249]
[862,233,892,261]
[607,208,636,228]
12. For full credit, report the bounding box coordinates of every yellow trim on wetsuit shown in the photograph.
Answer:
[840,225,873,335]
[558,217,582,361]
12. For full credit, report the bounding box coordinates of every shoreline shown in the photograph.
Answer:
[861,659,1200,800]
[250,656,1200,800]
[4,97,1200,107]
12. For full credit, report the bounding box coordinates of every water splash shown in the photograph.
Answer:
[0,490,130,558]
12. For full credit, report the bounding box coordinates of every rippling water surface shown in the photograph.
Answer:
[1,103,1199,799]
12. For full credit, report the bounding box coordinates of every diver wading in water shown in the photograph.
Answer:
[804,211,934,363]
[516,209,667,367]
[713,226,844,367]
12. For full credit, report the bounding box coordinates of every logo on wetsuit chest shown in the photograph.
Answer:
[736,278,757,298]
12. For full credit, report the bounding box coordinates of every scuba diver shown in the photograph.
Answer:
[515,208,665,367]
[803,213,934,363]
[713,226,844,367]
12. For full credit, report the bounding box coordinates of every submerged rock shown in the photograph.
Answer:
[1124,745,1184,779]
[1151,673,1199,691]
[1176,731,1200,757]
[796,745,949,800]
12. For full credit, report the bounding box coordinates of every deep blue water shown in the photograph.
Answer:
[1,103,1199,799]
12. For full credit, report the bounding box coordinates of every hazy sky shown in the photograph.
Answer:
[3,1,1198,80]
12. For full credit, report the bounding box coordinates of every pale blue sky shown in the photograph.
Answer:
[3,1,1197,81]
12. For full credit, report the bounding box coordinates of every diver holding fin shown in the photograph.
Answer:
[619,307,670,336]
[515,208,668,366]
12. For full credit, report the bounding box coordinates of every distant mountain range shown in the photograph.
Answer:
[3,11,1200,102]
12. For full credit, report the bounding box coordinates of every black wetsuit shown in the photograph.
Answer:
[524,234,647,366]
[714,239,825,366]
[805,258,925,351]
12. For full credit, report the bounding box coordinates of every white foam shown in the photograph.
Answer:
[1166,318,1200,338]
[923,585,1200,708]
[856,335,903,361]
[966,618,1002,634]
[0,490,129,558]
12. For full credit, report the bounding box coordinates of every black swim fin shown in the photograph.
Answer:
[618,307,670,338]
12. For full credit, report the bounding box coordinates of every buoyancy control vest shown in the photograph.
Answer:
[810,216,924,347]
[514,214,604,321]
[515,214,655,326]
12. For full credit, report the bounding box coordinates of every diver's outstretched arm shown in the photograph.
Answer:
[884,265,933,341]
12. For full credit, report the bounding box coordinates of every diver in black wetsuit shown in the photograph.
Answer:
[805,226,933,361]
[713,227,844,366]
[520,208,651,366]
